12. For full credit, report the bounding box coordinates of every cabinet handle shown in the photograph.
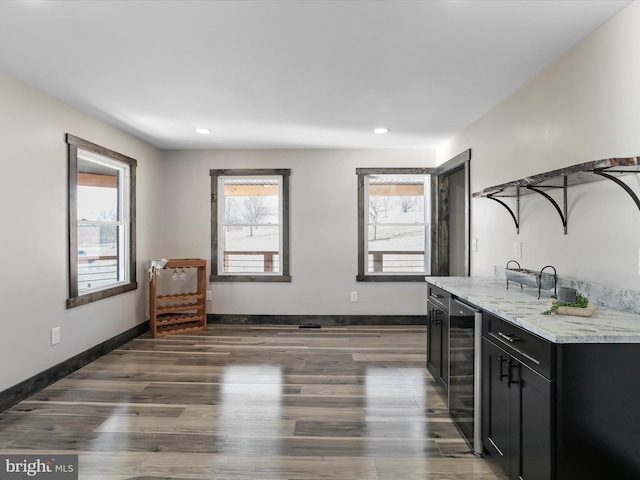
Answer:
[507,359,520,388]
[498,331,522,343]
[498,354,509,382]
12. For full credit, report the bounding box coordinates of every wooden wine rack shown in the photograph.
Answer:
[149,258,207,338]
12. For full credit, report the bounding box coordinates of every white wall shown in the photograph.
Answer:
[0,72,164,392]
[161,149,435,316]
[438,2,640,290]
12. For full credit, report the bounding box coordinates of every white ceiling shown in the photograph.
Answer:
[0,0,632,150]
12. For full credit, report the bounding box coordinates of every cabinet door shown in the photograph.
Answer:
[482,338,512,477]
[514,360,552,480]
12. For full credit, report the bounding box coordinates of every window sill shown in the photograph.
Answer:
[356,275,426,282]
[210,275,292,283]
[67,282,137,309]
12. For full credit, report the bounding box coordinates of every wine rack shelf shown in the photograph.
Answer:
[149,258,207,338]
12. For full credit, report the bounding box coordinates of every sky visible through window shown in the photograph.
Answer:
[77,185,117,221]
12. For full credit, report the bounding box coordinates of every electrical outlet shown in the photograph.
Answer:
[350,291,359,302]
[206,290,212,301]
[514,241,522,259]
[472,238,478,252]
[51,327,61,346]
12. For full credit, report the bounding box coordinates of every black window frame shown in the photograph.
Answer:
[356,167,435,282]
[210,168,291,282]
[66,134,137,308]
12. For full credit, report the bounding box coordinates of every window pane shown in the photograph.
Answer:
[223,180,279,226]
[77,185,118,222]
[367,225,426,273]
[222,225,280,273]
[360,173,431,277]
[368,195,425,224]
[226,195,279,225]
[77,224,121,292]
[368,179,426,224]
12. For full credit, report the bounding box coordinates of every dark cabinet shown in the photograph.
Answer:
[483,337,552,480]
[481,310,640,480]
[483,339,513,475]
[554,343,640,479]
[427,284,449,390]
[482,312,552,480]
[518,362,552,480]
[425,285,640,480]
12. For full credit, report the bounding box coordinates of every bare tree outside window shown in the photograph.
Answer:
[399,196,417,213]
[225,197,237,232]
[98,208,117,222]
[369,196,387,240]
[241,195,265,236]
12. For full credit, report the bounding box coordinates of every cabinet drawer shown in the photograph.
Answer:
[427,283,450,312]
[483,311,555,379]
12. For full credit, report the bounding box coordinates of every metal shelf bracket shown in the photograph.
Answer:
[592,170,640,212]
[526,176,568,234]
[487,186,520,234]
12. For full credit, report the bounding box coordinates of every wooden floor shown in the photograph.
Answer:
[0,325,506,479]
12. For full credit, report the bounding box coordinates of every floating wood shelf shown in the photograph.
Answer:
[149,258,207,338]
[473,157,640,234]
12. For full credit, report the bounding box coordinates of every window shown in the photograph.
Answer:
[357,168,434,281]
[210,169,290,282]
[67,134,136,308]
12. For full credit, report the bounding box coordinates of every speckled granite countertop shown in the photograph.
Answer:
[428,277,640,344]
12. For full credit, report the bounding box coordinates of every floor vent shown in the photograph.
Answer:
[299,324,321,329]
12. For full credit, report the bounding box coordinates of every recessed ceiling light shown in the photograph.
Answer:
[374,127,389,134]
[196,128,211,134]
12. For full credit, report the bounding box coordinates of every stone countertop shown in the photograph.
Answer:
[428,277,640,344]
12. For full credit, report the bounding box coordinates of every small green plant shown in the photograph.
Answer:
[542,293,589,315]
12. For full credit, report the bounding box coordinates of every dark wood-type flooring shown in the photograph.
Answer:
[0,325,506,479]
